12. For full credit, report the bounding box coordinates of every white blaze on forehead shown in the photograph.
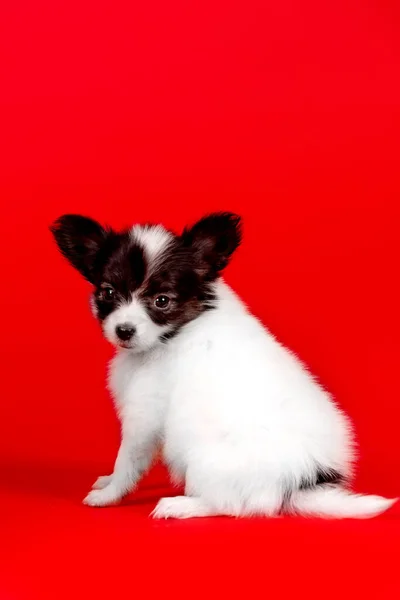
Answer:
[131,225,173,265]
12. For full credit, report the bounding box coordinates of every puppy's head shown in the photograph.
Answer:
[50,212,241,353]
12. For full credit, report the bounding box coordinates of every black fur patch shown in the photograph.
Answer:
[181,212,242,280]
[50,214,115,283]
[140,240,218,338]
[139,212,241,340]
[299,467,344,490]
[99,240,146,295]
[93,239,147,321]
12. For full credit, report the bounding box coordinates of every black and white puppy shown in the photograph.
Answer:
[51,213,396,518]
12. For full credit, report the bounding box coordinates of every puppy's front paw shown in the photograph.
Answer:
[92,474,113,490]
[83,486,121,507]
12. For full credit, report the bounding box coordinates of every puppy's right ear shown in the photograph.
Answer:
[50,214,113,283]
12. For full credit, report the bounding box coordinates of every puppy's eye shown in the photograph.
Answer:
[101,286,115,301]
[154,295,170,309]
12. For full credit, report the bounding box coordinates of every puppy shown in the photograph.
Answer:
[51,212,396,518]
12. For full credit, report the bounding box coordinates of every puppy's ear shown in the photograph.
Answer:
[50,214,113,283]
[181,212,242,279]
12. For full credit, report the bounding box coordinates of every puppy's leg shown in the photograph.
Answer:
[83,432,156,507]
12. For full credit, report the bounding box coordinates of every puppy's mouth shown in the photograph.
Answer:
[117,341,134,349]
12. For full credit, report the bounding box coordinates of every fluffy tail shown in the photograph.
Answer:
[289,486,397,519]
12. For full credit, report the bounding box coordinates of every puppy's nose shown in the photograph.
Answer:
[115,323,136,342]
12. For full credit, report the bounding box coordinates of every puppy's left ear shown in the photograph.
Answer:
[50,214,114,283]
[181,212,242,279]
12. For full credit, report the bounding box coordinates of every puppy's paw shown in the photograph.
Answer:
[92,474,113,490]
[151,496,212,519]
[83,486,121,507]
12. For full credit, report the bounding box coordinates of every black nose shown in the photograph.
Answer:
[116,323,136,342]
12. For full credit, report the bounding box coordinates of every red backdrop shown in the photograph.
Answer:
[1,1,400,598]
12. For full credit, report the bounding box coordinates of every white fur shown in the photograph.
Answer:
[131,225,173,264]
[288,487,395,519]
[85,280,396,518]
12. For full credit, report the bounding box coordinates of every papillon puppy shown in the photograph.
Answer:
[51,212,396,518]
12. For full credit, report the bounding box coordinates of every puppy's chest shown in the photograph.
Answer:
[109,351,167,413]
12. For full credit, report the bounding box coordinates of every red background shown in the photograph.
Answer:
[0,1,399,598]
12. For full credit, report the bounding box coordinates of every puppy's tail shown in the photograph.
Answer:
[288,486,397,519]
